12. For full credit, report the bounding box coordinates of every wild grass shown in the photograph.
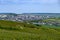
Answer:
[0,20,60,40]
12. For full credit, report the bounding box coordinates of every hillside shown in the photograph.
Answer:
[0,20,60,40]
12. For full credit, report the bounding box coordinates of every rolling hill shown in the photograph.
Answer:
[0,20,60,40]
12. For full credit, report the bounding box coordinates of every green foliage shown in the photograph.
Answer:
[0,20,60,40]
[0,20,38,30]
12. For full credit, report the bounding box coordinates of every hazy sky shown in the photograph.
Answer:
[0,0,60,13]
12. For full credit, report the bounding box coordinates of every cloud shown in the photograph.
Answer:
[0,0,58,5]
[0,0,60,13]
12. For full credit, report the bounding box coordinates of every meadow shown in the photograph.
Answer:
[0,20,60,40]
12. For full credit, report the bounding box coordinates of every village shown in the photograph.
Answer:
[0,13,60,26]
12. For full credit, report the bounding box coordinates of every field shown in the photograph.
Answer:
[0,20,60,40]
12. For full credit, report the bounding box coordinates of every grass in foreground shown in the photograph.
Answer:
[0,20,60,40]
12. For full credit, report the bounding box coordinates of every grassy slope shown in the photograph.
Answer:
[0,20,60,40]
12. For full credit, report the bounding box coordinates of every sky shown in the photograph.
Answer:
[0,0,60,14]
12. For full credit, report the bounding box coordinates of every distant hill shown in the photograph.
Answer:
[0,13,60,15]
[0,13,17,15]
[22,13,60,15]
[0,13,60,17]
